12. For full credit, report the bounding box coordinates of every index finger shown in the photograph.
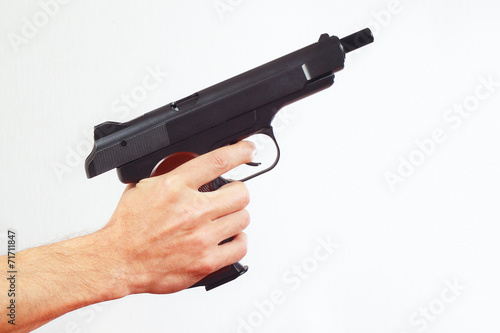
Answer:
[169,141,256,189]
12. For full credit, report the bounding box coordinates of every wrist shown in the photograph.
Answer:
[90,227,133,301]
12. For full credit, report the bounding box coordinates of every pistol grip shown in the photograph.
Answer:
[150,151,248,291]
[190,262,248,291]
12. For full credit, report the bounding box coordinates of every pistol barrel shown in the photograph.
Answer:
[340,28,374,53]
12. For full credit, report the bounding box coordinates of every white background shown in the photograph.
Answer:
[1,0,500,332]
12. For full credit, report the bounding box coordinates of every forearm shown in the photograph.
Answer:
[0,230,129,332]
[0,142,253,332]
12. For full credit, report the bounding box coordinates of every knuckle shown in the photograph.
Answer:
[191,232,211,251]
[232,182,250,207]
[161,174,184,192]
[235,234,248,259]
[209,152,229,171]
[197,257,217,275]
[238,209,251,229]
[239,246,248,259]
[192,194,211,218]
[178,206,198,225]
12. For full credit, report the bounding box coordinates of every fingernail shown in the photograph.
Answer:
[247,141,257,159]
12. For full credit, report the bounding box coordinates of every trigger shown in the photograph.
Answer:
[246,162,261,167]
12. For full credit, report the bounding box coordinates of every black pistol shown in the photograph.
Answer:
[85,28,374,291]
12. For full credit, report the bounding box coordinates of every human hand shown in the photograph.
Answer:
[100,141,255,295]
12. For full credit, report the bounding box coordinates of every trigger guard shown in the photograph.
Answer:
[238,127,280,183]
